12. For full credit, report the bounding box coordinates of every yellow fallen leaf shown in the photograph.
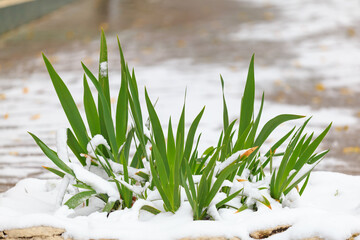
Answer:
[229,65,238,72]
[142,47,153,55]
[273,79,283,86]
[294,61,302,68]
[66,31,74,40]
[4,113,9,119]
[315,83,325,91]
[177,40,186,48]
[9,151,18,156]
[347,27,356,37]
[30,114,40,120]
[343,146,360,154]
[263,12,274,20]
[23,87,29,94]
[312,97,321,104]
[340,88,352,95]
[335,125,349,132]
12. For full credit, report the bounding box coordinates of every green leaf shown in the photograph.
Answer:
[65,190,96,209]
[42,54,88,150]
[116,63,128,146]
[145,88,169,173]
[294,123,332,170]
[307,150,329,164]
[103,200,116,213]
[183,107,205,162]
[83,75,101,137]
[245,93,264,148]
[216,189,242,208]
[29,132,74,176]
[82,63,118,157]
[140,205,161,215]
[254,114,305,148]
[167,118,176,169]
[205,163,240,206]
[98,30,111,143]
[73,183,94,190]
[67,129,86,166]
[299,173,311,196]
[42,166,65,178]
[220,75,229,132]
[99,29,110,107]
[239,54,255,137]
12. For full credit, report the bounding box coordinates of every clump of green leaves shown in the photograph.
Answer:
[30,31,331,219]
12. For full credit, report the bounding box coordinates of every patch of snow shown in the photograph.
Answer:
[69,163,119,201]
[100,62,108,77]
[1,172,359,239]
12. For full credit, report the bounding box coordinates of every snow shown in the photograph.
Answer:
[0,172,360,239]
[86,135,110,157]
[69,163,119,201]
[100,62,108,77]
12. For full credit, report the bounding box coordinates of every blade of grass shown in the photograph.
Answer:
[65,190,96,209]
[83,75,100,137]
[29,132,74,176]
[254,114,305,148]
[67,129,86,166]
[82,63,118,156]
[239,54,255,137]
[42,54,88,149]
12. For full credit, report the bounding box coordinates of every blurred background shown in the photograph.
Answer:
[0,0,360,192]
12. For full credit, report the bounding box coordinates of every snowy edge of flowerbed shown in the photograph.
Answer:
[1,171,360,240]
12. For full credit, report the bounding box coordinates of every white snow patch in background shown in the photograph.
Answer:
[0,172,360,239]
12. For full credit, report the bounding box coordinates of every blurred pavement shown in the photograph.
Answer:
[0,0,360,192]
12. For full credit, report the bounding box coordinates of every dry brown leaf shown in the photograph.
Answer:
[240,146,258,158]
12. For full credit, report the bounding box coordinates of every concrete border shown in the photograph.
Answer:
[0,0,76,35]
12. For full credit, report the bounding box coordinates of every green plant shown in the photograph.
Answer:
[270,118,331,201]
[30,31,331,220]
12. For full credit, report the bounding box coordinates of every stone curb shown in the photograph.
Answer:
[1,226,359,240]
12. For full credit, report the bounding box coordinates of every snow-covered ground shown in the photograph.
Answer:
[1,172,360,240]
